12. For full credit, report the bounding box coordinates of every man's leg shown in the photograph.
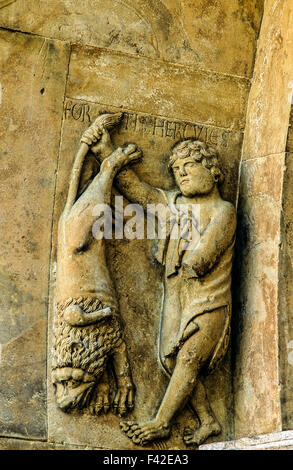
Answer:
[184,379,221,445]
[121,307,226,445]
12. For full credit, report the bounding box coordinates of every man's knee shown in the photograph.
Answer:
[176,346,202,374]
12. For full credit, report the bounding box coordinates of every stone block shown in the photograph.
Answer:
[242,0,293,160]
[200,430,293,450]
[0,29,70,439]
[0,437,95,450]
[0,0,263,77]
[67,45,250,131]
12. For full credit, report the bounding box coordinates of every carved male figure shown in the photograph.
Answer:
[78,117,236,446]
[52,113,140,416]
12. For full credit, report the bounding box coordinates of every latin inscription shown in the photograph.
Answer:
[65,100,91,123]
[64,99,231,147]
[122,113,228,147]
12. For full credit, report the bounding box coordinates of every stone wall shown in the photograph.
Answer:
[1,0,291,450]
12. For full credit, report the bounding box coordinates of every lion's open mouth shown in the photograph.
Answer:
[52,367,96,411]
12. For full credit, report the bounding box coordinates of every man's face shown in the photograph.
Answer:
[171,156,215,197]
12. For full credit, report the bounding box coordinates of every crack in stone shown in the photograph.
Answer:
[0,0,16,10]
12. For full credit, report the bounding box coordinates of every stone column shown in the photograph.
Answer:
[234,0,293,438]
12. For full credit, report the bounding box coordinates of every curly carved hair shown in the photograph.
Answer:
[52,297,122,378]
[168,139,224,185]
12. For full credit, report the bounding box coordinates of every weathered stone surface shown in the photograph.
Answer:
[0,29,70,438]
[287,108,293,153]
[0,437,97,450]
[233,154,284,438]
[3,0,291,452]
[279,152,293,430]
[242,0,293,160]
[200,430,293,450]
[235,0,293,439]
[67,45,250,131]
[0,0,264,77]
[0,321,47,438]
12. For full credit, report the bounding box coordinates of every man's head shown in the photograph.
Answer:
[169,140,224,197]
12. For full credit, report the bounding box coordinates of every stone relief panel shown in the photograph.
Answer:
[45,40,247,449]
[48,53,244,447]
[0,0,264,77]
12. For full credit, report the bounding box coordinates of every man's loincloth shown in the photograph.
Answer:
[159,304,231,376]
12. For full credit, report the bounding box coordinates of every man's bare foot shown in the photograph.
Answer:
[120,420,170,446]
[183,419,221,446]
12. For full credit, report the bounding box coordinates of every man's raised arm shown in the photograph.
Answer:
[114,164,165,211]
[82,124,165,210]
